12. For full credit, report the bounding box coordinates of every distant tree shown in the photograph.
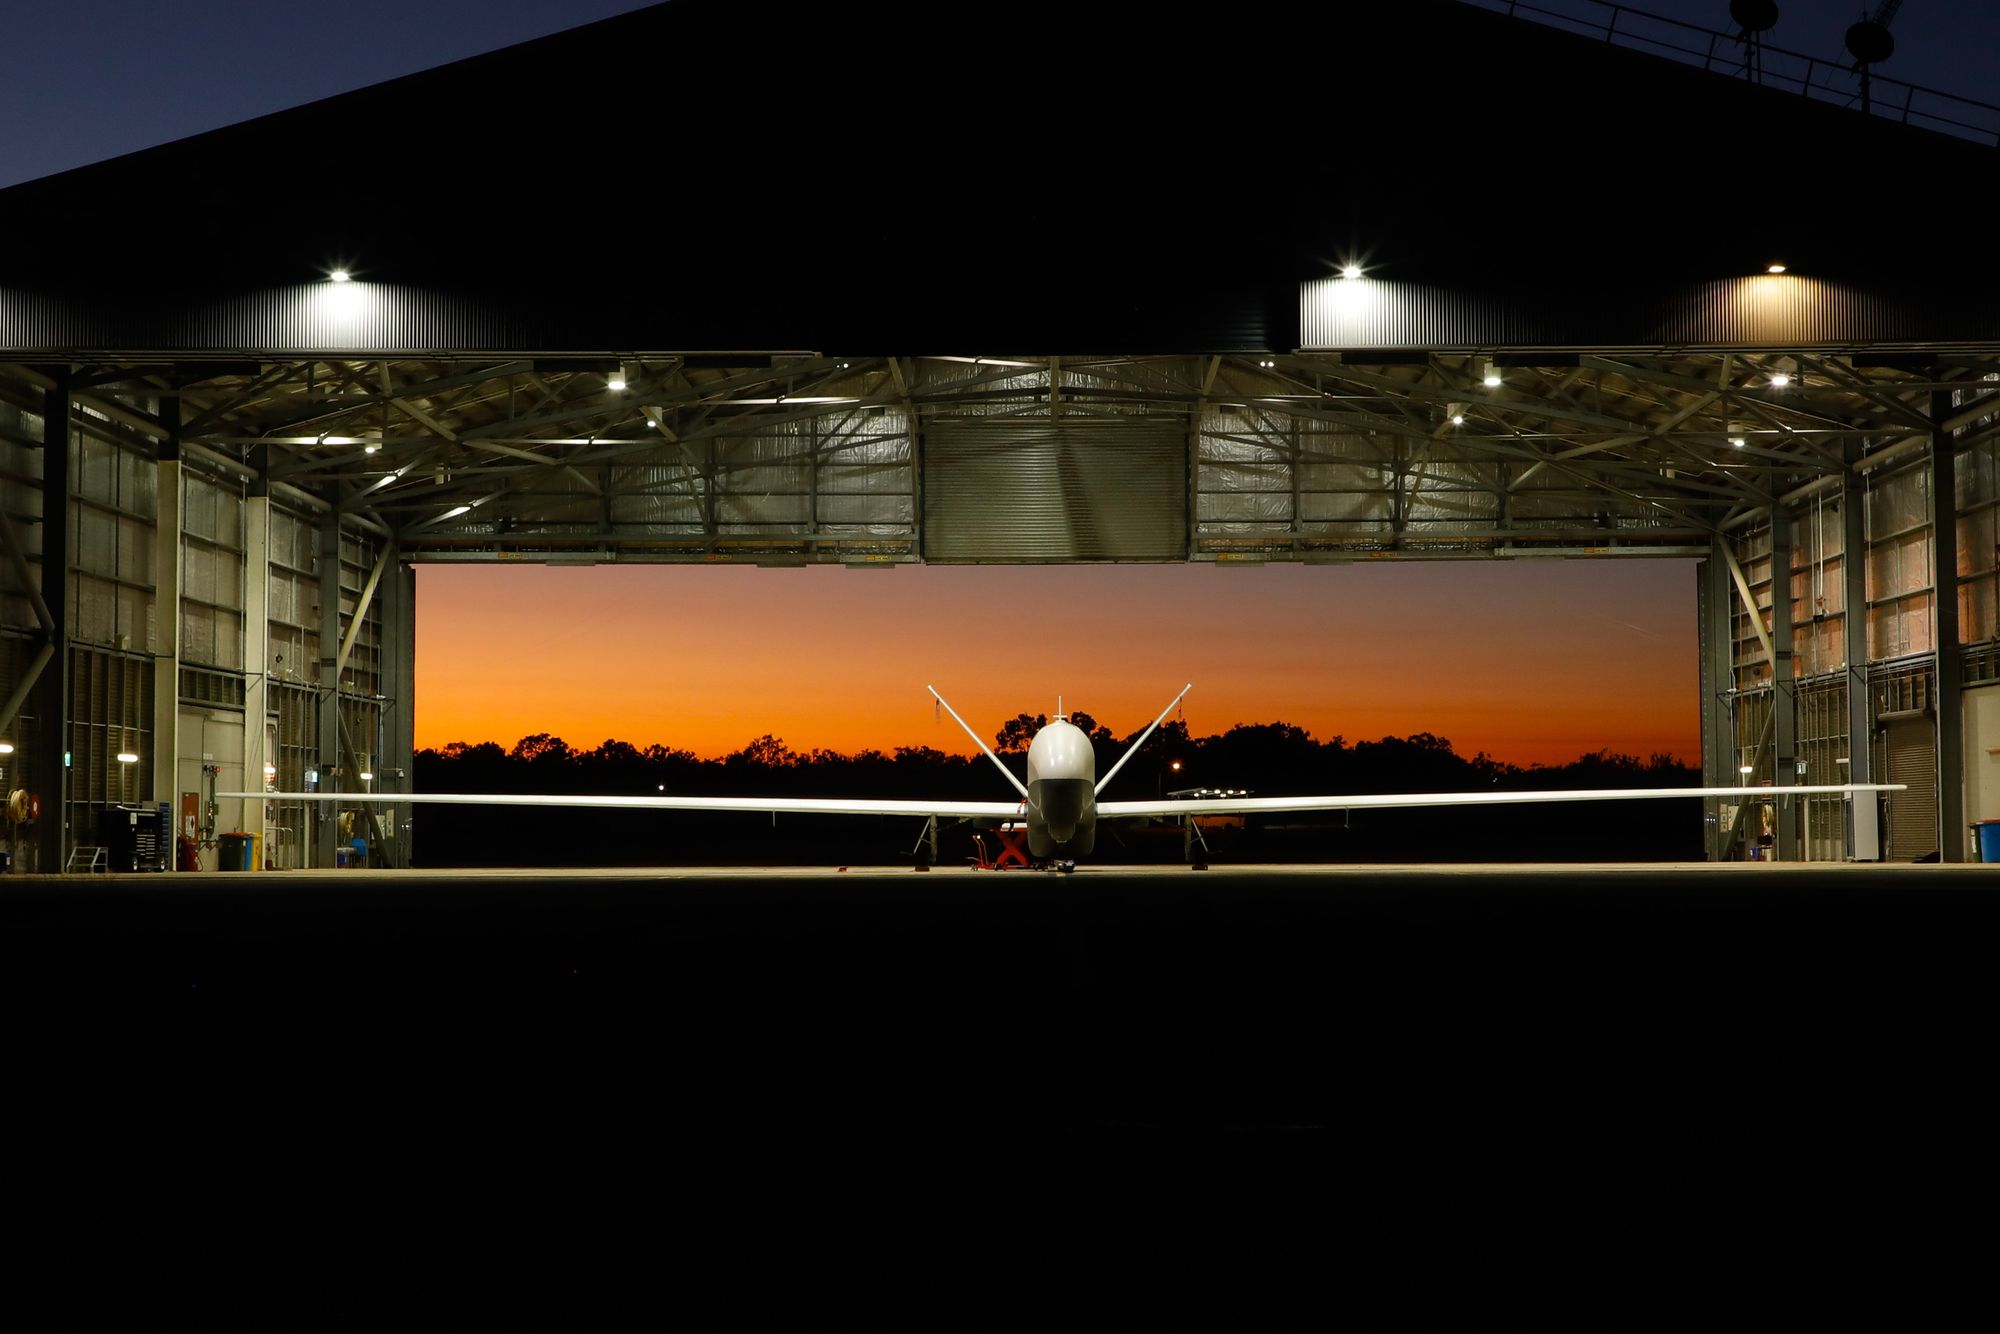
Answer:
[995,713,1047,753]
[511,733,573,763]
[727,734,797,768]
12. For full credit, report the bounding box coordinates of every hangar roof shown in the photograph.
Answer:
[0,0,1994,356]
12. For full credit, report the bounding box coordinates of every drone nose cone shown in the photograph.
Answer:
[1026,720,1095,785]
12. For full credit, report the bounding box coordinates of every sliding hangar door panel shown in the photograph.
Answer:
[923,419,1186,562]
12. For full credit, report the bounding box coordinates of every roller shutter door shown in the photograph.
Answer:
[1881,712,1937,861]
[924,418,1186,562]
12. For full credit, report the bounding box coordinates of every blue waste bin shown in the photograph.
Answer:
[1976,821,2000,864]
[218,832,254,871]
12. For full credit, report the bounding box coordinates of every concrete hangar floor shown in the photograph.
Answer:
[12,862,1990,1326]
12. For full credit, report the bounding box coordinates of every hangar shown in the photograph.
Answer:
[2,0,1997,871]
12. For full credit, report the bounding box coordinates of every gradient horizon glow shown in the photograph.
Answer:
[415,561,1699,768]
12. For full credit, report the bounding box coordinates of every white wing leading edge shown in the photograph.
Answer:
[1098,783,1904,819]
[227,791,1025,819]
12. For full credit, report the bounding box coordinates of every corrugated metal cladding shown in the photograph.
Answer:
[0,282,521,355]
[1298,275,1983,351]
[924,419,1186,562]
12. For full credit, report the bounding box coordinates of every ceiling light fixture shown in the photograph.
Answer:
[328,269,351,283]
[1341,264,1363,280]
[1766,262,1787,274]
[1769,372,1791,388]
[117,752,139,764]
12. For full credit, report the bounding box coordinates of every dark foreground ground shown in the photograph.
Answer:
[6,863,1995,1327]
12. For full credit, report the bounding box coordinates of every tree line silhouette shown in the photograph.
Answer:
[409,717,1702,866]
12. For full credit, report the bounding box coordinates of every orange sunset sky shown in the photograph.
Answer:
[412,560,1700,769]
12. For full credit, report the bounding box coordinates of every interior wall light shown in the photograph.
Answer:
[1739,764,1755,775]
[0,741,13,754]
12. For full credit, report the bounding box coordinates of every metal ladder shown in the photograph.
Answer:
[65,846,108,873]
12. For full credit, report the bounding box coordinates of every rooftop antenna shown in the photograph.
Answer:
[1729,0,1779,84]
[1845,0,1902,115]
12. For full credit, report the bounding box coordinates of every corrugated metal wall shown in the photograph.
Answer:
[925,419,1187,562]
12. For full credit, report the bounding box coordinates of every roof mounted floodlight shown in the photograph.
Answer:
[328,269,352,283]
[1341,264,1363,280]
[1766,262,1787,273]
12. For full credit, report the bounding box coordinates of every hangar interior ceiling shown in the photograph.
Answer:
[6,349,1998,564]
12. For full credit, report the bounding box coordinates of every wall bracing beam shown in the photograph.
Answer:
[1719,539,1778,672]
[336,540,391,680]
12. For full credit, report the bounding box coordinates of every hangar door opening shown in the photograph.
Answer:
[924,418,1186,562]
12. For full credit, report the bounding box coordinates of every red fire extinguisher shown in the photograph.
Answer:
[176,836,200,872]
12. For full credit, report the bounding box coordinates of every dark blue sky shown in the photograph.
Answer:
[0,1,1992,189]
[0,1,654,188]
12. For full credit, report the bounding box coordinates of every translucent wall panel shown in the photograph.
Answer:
[1865,463,1933,660]
[180,473,244,669]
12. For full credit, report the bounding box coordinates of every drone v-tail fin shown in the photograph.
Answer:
[928,685,1031,801]
[1095,682,1193,797]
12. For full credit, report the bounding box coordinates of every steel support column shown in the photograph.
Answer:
[241,448,271,860]
[377,546,414,869]
[151,398,182,816]
[1770,505,1798,861]
[1843,440,1879,860]
[315,511,342,868]
[1698,554,1734,860]
[1930,390,1964,860]
[33,370,70,873]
